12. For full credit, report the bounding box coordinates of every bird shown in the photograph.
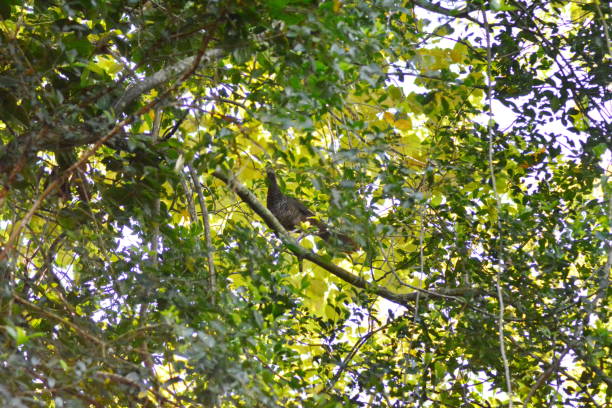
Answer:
[265,165,358,252]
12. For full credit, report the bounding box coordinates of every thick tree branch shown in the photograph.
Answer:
[0,48,225,182]
[212,169,484,308]
[412,0,484,26]
[1,51,210,260]
[413,0,472,17]
[112,49,225,114]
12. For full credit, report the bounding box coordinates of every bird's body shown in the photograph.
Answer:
[266,168,314,230]
[265,166,357,252]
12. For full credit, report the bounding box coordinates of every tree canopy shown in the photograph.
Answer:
[0,0,610,406]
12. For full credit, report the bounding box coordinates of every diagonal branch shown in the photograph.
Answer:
[13,293,106,347]
[412,0,472,17]
[112,49,225,114]
[0,48,226,189]
[0,50,210,261]
[212,169,484,308]
[412,0,484,26]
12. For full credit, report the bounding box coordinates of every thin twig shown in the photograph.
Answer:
[13,293,106,347]
[325,320,391,393]
[151,108,162,265]
[189,164,217,300]
[482,8,513,406]
[414,201,426,322]
[180,174,198,222]
[139,107,162,379]
[523,348,568,406]
[594,2,611,56]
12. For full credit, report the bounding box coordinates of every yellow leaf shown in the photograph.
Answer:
[450,43,468,63]
[324,304,340,321]
[333,0,341,13]
[369,119,388,130]
[395,118,412,130]
[495,176,508,193]
[383,111,395,125]
[162,181,174,196]
[401,241,418,252]
[95,55,122,75]
[45,289,61,303]
[307,277,327,296]
[179,207,191,221]
[181,117,198,133]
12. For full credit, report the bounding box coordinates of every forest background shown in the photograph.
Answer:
[0,0,610,407]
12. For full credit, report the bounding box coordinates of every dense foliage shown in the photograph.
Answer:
[0,0,610,406]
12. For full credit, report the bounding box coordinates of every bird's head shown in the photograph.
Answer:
[265,163,287,183]
[265,164,276,181]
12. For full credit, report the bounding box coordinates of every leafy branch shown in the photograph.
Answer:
[212,168,485,308]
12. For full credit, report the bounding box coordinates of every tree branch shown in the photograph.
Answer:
[523,349,568,406]
[189,164,217,301]
[212,169,484,308]
[413,0,471,17]
[1,50,211,260]
[112,49,225,114]
[412,0,484,26]
[0,48,226,189]
[13,293,106,347]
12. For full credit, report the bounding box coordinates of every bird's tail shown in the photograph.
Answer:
[310,218,358,253]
